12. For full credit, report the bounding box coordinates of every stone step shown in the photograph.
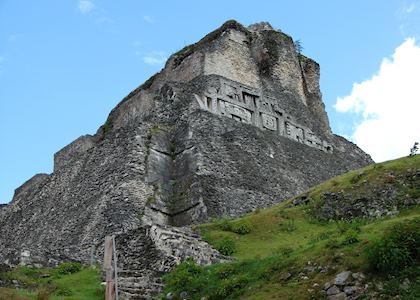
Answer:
[119,276,162,284]
[118,286,161,295]
[118,281,163,289]
[119,290,156,300]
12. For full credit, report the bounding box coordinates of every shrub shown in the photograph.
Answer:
[366,218,420,273]
[216,264,237,279]
[216,237,236,256]
[163,259,202,290]
[215,275,250,299]
[342,229,359,245]
[56,262,81,275]
[217,218,232,231]
[56,287,73,296]
[231,221,252,235]
[102,116,113,134]
[367,239,412,273]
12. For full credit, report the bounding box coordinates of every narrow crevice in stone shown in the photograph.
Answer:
[148,202,201,217]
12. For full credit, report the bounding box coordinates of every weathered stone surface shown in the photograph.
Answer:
[326,285,341,295]
[327,292,347,300]
[54,134,96,172]
[335,271,352,286]
[311,169,420,220]
[0,20,373,298]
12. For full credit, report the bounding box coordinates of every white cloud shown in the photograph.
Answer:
[404,3,416,13]
[142,51,167,66]
[143,16,154,23]
[78,0,95,14]
[335,38,420,162]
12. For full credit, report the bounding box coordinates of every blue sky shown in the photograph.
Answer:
[1,0,420,203]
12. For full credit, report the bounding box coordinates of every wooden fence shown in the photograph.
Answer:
[104,235,119,300]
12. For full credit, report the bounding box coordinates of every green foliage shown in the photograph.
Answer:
[349,171,365,184]
[216,218,252,235]
[0,265,101,299]
[279,218,297,232]
[367,239,411,273]
[293,39,303,54]
[231,221,252,235]
[215,275,250,299]
[409,142,418,157]
[309,231,332,244]
[102,115,113,134]
[216,237,236,256]
[150,124,161,134]
[216,264,237,279]
[163,254,292,300]
[141,73,158,90]
[325,238,340,249]
[146,195,156,205]
[273,246,293,257]
[56,262,82,275]
[216,217,232,231]
[342,229,359,245]
[163,259,203,291]
[366,218,420,273]
[56,286,73,296]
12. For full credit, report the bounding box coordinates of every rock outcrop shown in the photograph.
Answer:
[0,20,373,298]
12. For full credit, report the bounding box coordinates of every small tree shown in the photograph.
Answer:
[409,142,418,157]
[294,39,303,55]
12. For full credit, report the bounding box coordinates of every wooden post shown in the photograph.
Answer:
[112,236,119,299]
[104,236,115,300]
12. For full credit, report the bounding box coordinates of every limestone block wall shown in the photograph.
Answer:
[12,173,50,203]
[53,135,95,172]
[203,30,261,88]
[264,31,308,105]
[194,77,333,153]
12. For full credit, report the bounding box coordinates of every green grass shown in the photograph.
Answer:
[163,156,420,299]
[0,264,103,300]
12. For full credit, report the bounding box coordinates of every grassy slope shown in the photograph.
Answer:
[0,265,102,300]
[163,155,420,299]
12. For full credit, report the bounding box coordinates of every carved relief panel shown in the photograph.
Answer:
[194,77,333,153]
[261,113,277,131]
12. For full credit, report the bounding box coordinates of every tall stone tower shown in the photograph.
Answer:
[0,21,372,298]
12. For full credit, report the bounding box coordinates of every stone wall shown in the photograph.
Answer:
[53,134,95,172]
[11,173,50,203]
[203,29,261,88]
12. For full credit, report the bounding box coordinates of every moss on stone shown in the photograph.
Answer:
[102,115,113,134]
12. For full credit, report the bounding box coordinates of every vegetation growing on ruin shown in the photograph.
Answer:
[257,29,294,76]
[172,20,252,68]
[0,263,102,300]
[102,115,113,134]
[163,156,420,299]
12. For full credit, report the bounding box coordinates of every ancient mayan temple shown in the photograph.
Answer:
[0,21,372,298]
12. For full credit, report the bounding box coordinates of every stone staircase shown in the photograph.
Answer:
[110,224,229,299]
[117,269,164,300]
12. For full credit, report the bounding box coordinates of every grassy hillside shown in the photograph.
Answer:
[0,263,102,300]
[163,155,420,299]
